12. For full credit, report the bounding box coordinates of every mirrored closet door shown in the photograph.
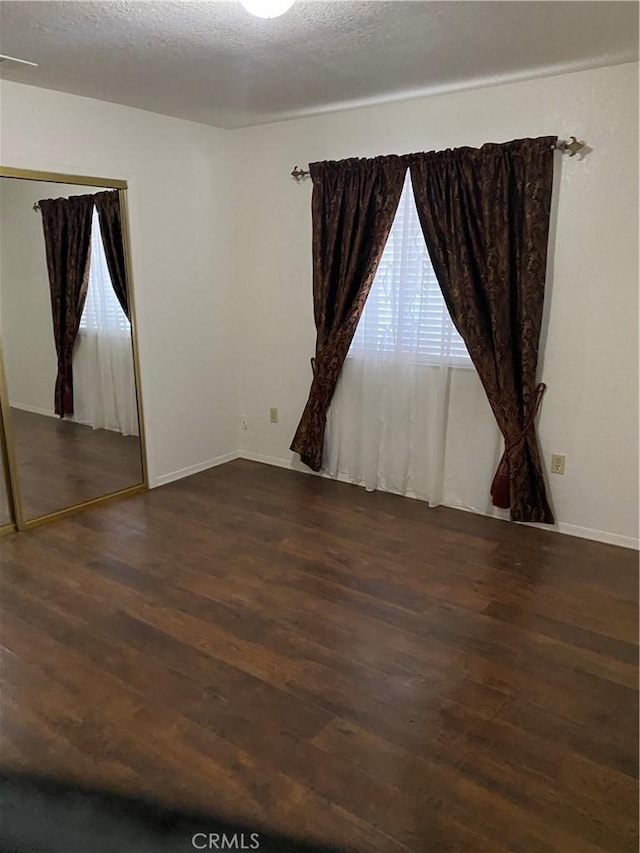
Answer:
[0,168,147,530]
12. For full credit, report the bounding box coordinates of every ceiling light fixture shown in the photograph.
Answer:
[239,0,295,19]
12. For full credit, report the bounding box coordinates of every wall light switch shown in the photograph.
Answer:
[551,454,566,475]
[269,407,278,424]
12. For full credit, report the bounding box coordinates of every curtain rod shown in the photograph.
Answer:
[32,187,119,212]
[290,136,586,183]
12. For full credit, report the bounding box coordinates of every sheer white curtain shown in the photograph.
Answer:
[72,207,139,436]
[323,172,503,513]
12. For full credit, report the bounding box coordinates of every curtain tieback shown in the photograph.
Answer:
[491,383,547,509]
[504,382,547,457]
[310,356,317,377]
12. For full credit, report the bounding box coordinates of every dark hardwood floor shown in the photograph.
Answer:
[0,459,637,851]
[8,407,143,519]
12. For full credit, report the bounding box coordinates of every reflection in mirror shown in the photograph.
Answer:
[0,177,144,522]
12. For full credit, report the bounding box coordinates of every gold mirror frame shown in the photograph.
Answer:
[0,166,148,532]
[0,343,18,534]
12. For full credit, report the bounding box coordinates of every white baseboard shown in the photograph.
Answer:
[236,452,639,551]
[149,449,639,551]
[238,450,308,472]
[9,402,57,418]
[151,451,240,488]
[440,502,639,550]
[553,522,638,550]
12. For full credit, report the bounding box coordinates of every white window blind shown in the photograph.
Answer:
[79,207,130,335]
[349,172,471,365]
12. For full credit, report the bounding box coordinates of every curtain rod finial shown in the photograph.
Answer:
[291,166,310,183]
[557,136,585,157]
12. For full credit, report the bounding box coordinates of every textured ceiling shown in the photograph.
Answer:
[0,1,637,129]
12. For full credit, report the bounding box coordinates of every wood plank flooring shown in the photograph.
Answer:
[0,459,637,851]
[8,407,143,520]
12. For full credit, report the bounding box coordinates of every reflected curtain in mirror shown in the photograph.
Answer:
[38,194,94,416]
[94,190,130,319]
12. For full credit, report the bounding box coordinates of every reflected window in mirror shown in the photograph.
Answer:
[81,207,131,336]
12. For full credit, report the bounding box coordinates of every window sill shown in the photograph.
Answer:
[345,354,475,371]
[77,328,131,339]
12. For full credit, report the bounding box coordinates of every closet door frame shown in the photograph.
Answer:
[0,338,19,534]
[0,166,149,533]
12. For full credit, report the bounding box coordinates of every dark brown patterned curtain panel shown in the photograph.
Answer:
[39,194,95,417]
[409,137,556,523]
[94,190,130,320]
[290,156,407,471]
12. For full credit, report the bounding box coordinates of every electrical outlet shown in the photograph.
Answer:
[269,407,278,424]
[240,416,249,431]
[551,453,566,475]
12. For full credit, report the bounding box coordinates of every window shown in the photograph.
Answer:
[79,207,130,335]
[349,172,471,365]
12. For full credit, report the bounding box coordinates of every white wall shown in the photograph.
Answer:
[231,62,639,547]
[0,179,104,415]
[0,81,238,486]
[1,64,638,547]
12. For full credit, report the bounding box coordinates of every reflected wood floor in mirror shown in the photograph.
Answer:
[9,408,142,519]
[0,459,638,852]
[0,472,13,526]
